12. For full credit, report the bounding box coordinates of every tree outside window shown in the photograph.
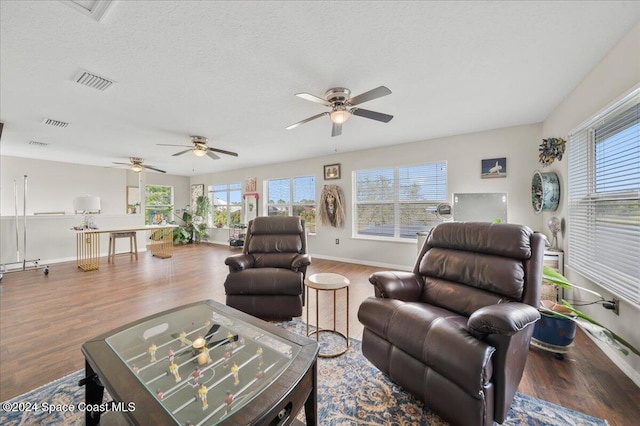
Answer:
[267,176,316,232]
[145,185,173,225]
[211,183,242,227]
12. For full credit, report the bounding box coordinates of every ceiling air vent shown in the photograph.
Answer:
[41,118,70,128]
[73,69,116,91]
[29,141,49,147]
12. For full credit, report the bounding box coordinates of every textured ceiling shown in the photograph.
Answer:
[1,1,639,176]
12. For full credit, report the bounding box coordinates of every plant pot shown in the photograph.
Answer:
[531,300,577,357]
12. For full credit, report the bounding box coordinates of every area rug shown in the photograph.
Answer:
[0,320,607,426]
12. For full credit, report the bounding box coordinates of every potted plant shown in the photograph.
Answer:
[535,266,639,357]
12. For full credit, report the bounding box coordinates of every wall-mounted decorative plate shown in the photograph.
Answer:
[531,170,560,214]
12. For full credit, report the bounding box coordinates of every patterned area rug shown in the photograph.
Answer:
[1,320,607,425]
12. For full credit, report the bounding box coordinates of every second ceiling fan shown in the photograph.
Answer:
[158,136,238,160]
[286,85,393,137]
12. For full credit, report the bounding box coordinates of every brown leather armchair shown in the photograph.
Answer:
[224,216,310,321]
[358,222,543,426]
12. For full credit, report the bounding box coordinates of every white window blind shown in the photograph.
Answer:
[354,162,447,240]
[568,88,640,305]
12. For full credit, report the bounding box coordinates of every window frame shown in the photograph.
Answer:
[210,183,242,228]
[567,87,640,305]
[352,161,448,242]
[265,175,316,233]
[144,184,174,225]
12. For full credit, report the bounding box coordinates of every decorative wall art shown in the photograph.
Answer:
[531,170,560,214]
[538,137,566,167]
[245,177,256,193]
[323,163,341,180]
[481,157,507,178]
[319,184,345,228]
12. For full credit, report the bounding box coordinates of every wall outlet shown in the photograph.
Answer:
[335,238,340,245]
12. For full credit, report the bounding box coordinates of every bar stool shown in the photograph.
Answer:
[108,232,138,263]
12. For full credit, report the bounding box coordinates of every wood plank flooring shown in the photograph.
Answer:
[1,243,639,424]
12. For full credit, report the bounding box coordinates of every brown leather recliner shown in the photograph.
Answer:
[358,222,543,426]
[224,216,310,321]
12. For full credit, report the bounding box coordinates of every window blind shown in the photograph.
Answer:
[354,162,447,239]
[567,88,640,304]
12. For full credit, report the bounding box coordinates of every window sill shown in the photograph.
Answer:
[351,235,417,244]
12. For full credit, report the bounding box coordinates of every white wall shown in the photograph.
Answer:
[193,123,543,269]
[0,156,190,264]
[542,21,640,382]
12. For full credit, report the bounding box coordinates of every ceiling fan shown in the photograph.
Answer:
[157,136,239,160]
[112,157,166,173]
[286,86,393,137]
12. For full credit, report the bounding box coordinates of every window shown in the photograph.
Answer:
[145,185,173,225]
[354,162,447,240]
[211,183,242,228]
[568,88,640,305]
[266,176,316,232]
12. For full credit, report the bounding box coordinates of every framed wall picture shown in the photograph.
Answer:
[191,184,204,207]
[481,157,507,179]
[324,163,341,180]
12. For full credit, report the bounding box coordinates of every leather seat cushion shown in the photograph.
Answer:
[224,268,302,296]
[358,297,494,397]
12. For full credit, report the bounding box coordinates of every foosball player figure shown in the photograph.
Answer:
[191,367,201,385]
[169,361,181,382]
[156,389,164,400]
[231,362,239,385]
[228,332,237,349]
[179,331,188,346]
[149,343,157,362]
[168,348,175,363]
[198,384,208,410]
[257,346,264,367]
[132,365,139,374]
[255,367,264,380]
[223,350,231,368]
[225,391,233,414]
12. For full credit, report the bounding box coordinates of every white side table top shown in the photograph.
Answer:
[305,273,350,290]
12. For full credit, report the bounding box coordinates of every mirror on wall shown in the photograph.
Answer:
[453,193,508,223]
[126,186,140,214]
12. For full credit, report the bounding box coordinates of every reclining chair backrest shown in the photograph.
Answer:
[244,216,307,269]
[415,222,542,317]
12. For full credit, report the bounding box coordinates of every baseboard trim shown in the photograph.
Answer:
[583,329,640,388]
[310,253,412,272]
[6,248,150,267]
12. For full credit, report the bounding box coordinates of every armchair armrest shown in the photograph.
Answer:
[369,271,423,302]
[291,254,311,272]
[467,303,540,338]
[225,254,255,272]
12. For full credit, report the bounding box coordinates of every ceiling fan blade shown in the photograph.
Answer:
[143,165,167,173]
[331,122,342,137]
[351,108,394,123]
[295,93,332,106]
[348,86,392,106]
[112,162,130,166]
[172,149,192,156]
[207,147,238,157]
[206,151,220,160]
[157,144,191,148]
[286,112,329,130]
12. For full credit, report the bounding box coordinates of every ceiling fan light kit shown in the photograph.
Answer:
[112,157,166,174]
[287,86,393,136]
[156,136,239,161]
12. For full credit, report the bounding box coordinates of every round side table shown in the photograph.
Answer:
[305,273,350,358]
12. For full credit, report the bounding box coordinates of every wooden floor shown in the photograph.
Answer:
[1,243,638,425]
